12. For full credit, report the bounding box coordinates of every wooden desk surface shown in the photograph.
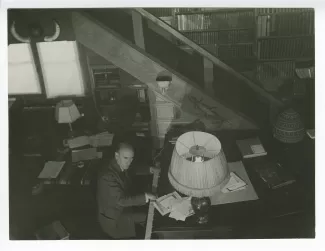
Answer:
[152,129,315,239]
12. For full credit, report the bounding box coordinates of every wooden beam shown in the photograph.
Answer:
[203,58,214,94]
[134,8,283,108]
[71,11,258,130]
[29,41,47,97]
[131,10,145,49]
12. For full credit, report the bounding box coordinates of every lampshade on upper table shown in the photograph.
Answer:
[55,100,81,134]
[55,100,81,124]
[168,131,230,198]
[273,108,305,144]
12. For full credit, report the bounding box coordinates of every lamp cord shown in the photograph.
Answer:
[153,147,165,165]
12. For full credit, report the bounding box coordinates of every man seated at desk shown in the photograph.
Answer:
[96,142,157,239]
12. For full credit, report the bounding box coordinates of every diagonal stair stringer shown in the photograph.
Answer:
[72,11,257,130]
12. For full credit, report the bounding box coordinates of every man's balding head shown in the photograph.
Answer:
[115,142,134,171]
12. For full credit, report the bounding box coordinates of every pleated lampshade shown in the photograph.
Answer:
[168,131,230,198]
[55,100,81,124]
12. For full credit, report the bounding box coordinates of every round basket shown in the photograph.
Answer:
[273,108,305,143]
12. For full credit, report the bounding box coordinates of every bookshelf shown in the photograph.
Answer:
[85,47,151,130]
[91,65,121,108]
[175,8,256,73]
[254,9,315,91]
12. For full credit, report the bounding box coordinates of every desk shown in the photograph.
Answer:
[150,130,315,239]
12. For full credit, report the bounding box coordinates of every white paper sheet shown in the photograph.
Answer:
[38,161,66,179]
[210,161,258,205]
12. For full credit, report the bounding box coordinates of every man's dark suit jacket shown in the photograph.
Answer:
[97,158,147,239]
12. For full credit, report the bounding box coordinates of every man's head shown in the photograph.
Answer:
[115,142,134,171]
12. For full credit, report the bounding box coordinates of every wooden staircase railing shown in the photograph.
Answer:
[133,8,283,109]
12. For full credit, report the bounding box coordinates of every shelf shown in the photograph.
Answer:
[179,42,254,48]
[257,57,313,63]
[95,86,121,90]
[176,8,254,16]
[91,64,118,70]
[257,34,314,40]
[181,27,252,33]
[99,104,117,107]
[257,9,314,16]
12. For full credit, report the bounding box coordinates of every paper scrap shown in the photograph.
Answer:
[38,161,65,179]
[160,196,179,211]
[222,172,247,193]
[154,191,182,216]
[169,211,186,221]
[171,197,194,216]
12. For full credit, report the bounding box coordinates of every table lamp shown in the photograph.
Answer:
[55,100,81,134]
[168,131,230,224]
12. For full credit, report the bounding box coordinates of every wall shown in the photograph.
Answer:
[8,9,75,44]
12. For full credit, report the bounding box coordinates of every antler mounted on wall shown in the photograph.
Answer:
[10,20,61,43]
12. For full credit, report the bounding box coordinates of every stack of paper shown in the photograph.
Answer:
[38,161,66,179]
[89,132,114,147]
[154,192,194,221]
[67,136,90,149]
[221,172,247,193]
[67,132,114,149]
[169,197,194,221]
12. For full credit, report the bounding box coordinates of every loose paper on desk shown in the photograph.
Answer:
[169,197,194,221]
[38,161,66,179]
[154,191,194,221]
[221,172,247,193]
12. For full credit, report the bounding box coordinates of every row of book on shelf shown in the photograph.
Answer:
[257,37,314,60]
[255,61,296,81]
[93,67,121,88]
[182,29,254,45]
[256,8,313,14]
[217,44,254,58]
[177,10,254,31]
[256,11,314,37]
[148,8,312,17]
[180,43,254,59]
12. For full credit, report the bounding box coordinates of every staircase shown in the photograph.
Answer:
[71,9,283,146]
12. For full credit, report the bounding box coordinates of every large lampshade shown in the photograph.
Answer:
[55,100,81,124]
[168,131,230,198]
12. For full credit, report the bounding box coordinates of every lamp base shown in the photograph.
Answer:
[191,197,211,224]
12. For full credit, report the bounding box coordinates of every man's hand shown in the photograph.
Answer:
[145,192,157,202]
